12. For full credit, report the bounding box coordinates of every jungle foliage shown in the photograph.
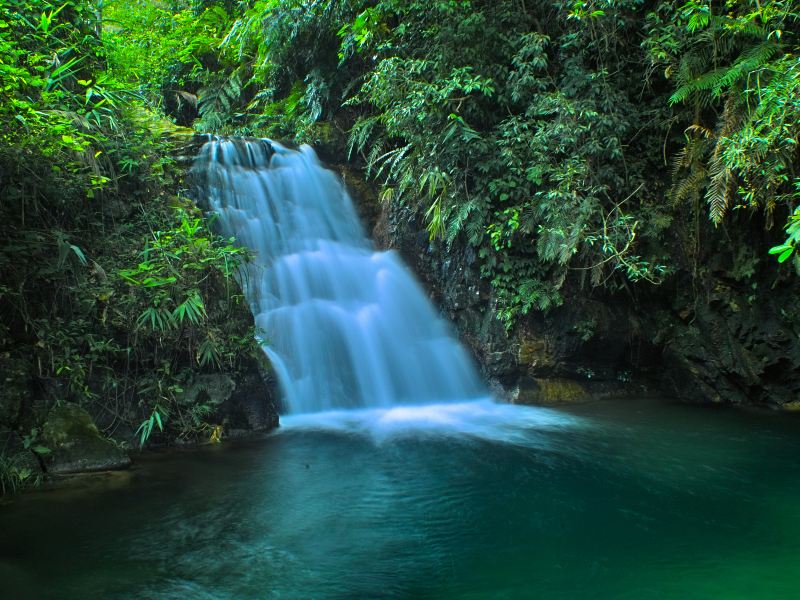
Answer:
[0,0,263,481]
[97,0,800,324]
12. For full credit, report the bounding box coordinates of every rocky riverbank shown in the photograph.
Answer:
[0,351,279,495]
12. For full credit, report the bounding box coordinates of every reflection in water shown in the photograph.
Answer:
[3,398,800,599]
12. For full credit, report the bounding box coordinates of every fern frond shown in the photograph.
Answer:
[714,41,780,96]
[672,167,708,205]
[466,218,484,246]
[670,67,726,105]
[705,150,734,224]
[685,124,714,139]
[445,198,482,245]
[197,71,244,132]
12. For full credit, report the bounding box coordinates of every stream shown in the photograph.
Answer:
[3,397,800,599]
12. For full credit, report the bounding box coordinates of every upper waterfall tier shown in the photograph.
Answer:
[194,138,486,414]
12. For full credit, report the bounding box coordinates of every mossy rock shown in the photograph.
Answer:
[42,404,130,474]
[518,337,557,371]
[515,377,590,405]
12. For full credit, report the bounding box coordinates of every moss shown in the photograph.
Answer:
[516,378,590,405]
[518,337,556,371]
[42,405,130,474]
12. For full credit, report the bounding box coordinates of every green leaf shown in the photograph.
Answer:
[768,244,791,254]
[70,244,87,265]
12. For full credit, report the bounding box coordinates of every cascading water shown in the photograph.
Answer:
[194,138,486,414]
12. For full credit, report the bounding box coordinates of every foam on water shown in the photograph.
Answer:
[278,398,585,446]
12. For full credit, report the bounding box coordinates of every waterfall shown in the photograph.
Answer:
[194,138,486,414]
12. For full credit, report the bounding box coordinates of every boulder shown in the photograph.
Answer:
[178,362,280,439]
[222,367,280,434]
[177,373,237,408]
[42,404,130,474]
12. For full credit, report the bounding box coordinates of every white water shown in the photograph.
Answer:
[195,138,487,414]
[279,400,585,447]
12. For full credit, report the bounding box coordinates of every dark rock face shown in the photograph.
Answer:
[658,276,800,407]
[179,355,281,437]
[220,367,281,436]
[42,404,131,474]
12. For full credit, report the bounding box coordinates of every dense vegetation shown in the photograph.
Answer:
[2,0,799,491]
[0,0,265,493]
[100,0,800,322]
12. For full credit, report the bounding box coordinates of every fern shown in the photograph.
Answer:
[670,67,727,105]
[197,71,244,132]
[672,167,708,205]
[446,198,483,245]
[705,153,734,225]
[714,41,780,96]
[466,217,486,247]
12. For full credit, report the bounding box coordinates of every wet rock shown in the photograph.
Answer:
[513,377,591,405]
[337,165,382,238]
[222,368,280,434]
[180,360,280,436]
[42,404,130,474]
[659,277,800,408]
[178,373,237,408]
[518,336,557,372]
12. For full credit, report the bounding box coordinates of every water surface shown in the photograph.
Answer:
[3,397,800,599]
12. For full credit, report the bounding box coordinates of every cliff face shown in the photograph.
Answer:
[655,262,800,408]
[343,168,800,409]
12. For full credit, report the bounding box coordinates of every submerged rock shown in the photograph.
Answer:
[42,404,130,474]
